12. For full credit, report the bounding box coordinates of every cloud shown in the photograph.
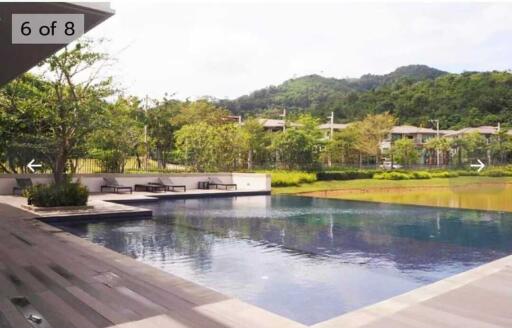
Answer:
[85,1,512,100]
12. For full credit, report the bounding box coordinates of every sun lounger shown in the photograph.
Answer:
[149,177,186,192]
[101,177,132,193]
[208,177,237,190]
[134,184,166,192]
[12,178,33,196]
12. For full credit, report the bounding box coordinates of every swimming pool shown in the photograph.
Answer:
[57,195,512,325]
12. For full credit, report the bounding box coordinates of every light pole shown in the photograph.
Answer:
[327,112,334,167]
[430,119,440,166]
[329,111,334,140]
[144,95,149,170]
[280,108,287,132]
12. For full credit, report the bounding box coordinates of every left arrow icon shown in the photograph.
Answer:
[27,159,42,173]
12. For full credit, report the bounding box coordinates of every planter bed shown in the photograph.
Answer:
[21,204,94,212]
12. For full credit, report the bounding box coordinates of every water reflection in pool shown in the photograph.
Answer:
[57,196,512,325]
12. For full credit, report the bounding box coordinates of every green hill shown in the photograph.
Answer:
[220,66,512,129]
[220,65,447,115]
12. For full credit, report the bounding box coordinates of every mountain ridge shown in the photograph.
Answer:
[219,65,448,115]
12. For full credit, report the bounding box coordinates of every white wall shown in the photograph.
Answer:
[0,173,269,195]
[232,173,271,190]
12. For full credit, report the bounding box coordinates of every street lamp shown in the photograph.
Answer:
[328,111,334,140]
[279,108,287,132]
[430,119,440,166]
[327,112,334,167]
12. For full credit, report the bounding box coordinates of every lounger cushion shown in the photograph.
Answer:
[103,177,119,186]
[158,177,174,185]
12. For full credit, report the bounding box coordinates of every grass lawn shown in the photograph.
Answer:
[273,176,512,212]
[273,176,512,194]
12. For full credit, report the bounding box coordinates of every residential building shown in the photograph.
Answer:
[318,123,350,140]
[257,119,302,132]
[443,126,500,140]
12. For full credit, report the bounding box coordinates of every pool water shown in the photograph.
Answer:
[57,196,512,325]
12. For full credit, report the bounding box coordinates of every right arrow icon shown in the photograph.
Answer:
[470,159,485,172]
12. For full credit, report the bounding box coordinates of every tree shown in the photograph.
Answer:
[424,137,452,165]
[173,100,230,128]
[240,118,268,169]
[489,129,512,164]
[174,122,247,172]
[147,96,180,168]
[460,132,488,164]
[38,39,113,184]
[356,113,396,166]
[89,96,144,173]
[0,74,50,173]
[392,138,419,167]
[270,129,319,170]
[296,114,322,140]
[324,125,362,165]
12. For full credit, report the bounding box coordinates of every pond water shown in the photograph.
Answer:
[56,196,512,325]
[306,182,512,212]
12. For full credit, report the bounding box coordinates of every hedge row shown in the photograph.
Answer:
[270,171,317,187]
[316,170,378,181]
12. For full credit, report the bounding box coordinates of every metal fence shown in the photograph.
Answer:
[0,157,505,175]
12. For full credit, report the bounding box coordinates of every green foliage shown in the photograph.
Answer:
[317,169,377,181]
[392,138,419,166]
[324,125,362,165]
[0,39,113,183]
[147,97,181,167]
[480,168,512,177]
[270,129,320,170]
[89,96,144,173]
[173,100,231,127]
[241,118,270,169]
[373,170,464,180]
[220,65,446,118]
[411,171,432,179]
[432,171,460,178]
[373,172,412,180]
[23,181,89,207]
[268,171,317,187]
[175,122,247,172]
[222,69,512,129]
[357,113,396,159]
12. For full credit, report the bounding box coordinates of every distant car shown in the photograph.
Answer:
[380,161,402,170]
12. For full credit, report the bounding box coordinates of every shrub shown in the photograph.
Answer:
[454,170,479,176]
[430,171,459,178]
[317,169,378,181]
[23,182,89,207]
[480,168,512,177]
[269,171,317,187]
[411,171,432,179]
[373,172,411,180]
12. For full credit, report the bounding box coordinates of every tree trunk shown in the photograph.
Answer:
[247,149,253,170]
[458,147,462,167]
[53,136,69,185]
[53,153,67,185]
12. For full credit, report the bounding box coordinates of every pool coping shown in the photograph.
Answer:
[3,194,512,327]
[4,189,271,223]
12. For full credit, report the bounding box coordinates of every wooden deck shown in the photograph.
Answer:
[0,203,303,328]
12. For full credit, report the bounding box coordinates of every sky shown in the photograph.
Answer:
[84,1,512,100]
